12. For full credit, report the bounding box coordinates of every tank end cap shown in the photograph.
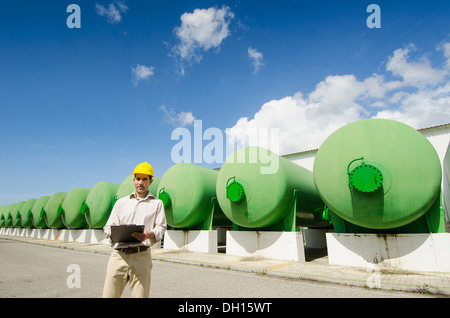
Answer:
[226,179,245,203]
[349,163,383,193]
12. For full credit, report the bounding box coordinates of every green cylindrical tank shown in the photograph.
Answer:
[11,201,26,227]
[82,181,120,229]
[60,188,90,229]
[5,203,16,227]
[115,175,161,201]
[216,147,327,230]
[443,142,450,223]
[44,192,67,229]
[19,198,37,228]
[313,118,443,233]
[157,163,230,229]
[31,196,50,228]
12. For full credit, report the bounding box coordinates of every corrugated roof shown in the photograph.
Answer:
[282,148,318,158]
[417,122,450,132]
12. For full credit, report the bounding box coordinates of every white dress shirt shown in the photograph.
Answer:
[104,191,166,249]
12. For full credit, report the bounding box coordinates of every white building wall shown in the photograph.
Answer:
[285,150,317,172]
[420,125,450,164]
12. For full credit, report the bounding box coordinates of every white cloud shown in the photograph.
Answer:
[160,106,196,127]
[227,43,450,155]
[114,0,128,13]
[95,1,128,24]
[131,64,154,86]
[374,82,450,128]
[248,47,264,74]
[386,44,446,87]
[172,6,234,74]
[439,42,450,68]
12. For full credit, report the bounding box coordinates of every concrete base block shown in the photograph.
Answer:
[58,229,108,245]
[59,229,70,241]
[59,229,89,242]
[152,241,162,249]
[36,229,47,239]
[226,231,305,262]
[163,230,217,253]
[326,233,450,273]
[19,228,32,237]
[42,229,61,240]
[71,230,86,242]
[1,228,139,246]
[88,229,109,245]
[30,229,43,238]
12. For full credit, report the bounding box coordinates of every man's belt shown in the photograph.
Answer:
[118,246,149,254]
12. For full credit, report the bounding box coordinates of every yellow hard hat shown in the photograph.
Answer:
[132,162,154,178]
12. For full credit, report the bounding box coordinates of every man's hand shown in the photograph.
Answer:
[132,231,155,242]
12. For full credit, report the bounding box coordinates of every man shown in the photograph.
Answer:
[102,162,166,298]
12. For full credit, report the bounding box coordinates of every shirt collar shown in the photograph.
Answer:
[129,191,155,201]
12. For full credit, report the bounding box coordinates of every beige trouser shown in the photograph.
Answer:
[102,248,152,298]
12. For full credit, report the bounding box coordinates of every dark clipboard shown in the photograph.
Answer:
[110,224,145,243]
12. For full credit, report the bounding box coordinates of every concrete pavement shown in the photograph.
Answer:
[1,234,449,296]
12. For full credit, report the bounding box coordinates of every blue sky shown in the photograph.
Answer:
[1,0,450,205]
